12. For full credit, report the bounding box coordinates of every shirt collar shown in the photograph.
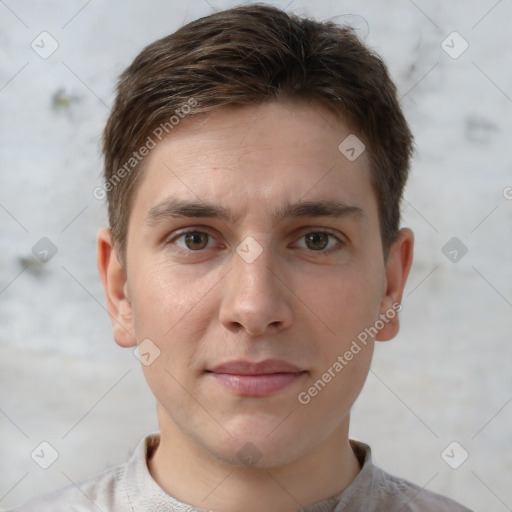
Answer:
[123,433,374,512]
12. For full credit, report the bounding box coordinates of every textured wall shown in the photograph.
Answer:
[1,1,511,510]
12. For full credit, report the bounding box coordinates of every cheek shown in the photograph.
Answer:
[295,336,374,440]
[128,260,221,371]
[129,260,200,335]
[304,263,384,341]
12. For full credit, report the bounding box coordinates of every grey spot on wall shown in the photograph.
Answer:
[465,116,498,144]
[52,88,80,112]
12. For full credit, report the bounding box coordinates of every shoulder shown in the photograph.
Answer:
[372,464,473,512]
[4,434,160,512]
[343,441,473,512]
[4,461,129,512]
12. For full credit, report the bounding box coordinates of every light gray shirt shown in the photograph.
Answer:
[6,433,472,512]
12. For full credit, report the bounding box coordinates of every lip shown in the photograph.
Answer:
[209,358,304,375]
[206,359,307,396]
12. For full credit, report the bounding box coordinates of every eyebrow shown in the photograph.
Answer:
[146,198,365,226]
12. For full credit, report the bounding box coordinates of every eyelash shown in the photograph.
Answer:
[167,228,344,255]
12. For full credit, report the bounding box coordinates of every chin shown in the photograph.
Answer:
[206,424,311,469]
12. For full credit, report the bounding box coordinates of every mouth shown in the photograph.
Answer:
[205,359,308,396]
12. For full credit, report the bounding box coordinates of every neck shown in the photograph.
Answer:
[147,406,361,512]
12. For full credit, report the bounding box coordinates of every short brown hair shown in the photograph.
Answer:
[102,3,413,264]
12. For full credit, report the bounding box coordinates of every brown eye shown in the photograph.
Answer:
[295,231,341,253]
[184,231,209,250]
[172,231,212,251]
[305,232,330,251]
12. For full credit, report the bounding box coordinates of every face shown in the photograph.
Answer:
[99,100,412,468]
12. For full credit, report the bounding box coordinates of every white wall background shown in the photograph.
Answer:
[1,1,511,510]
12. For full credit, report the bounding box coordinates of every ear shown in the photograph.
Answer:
[96,227,137,348]
[375,228,414,342]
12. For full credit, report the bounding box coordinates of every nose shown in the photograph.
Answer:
[219,239,293,337]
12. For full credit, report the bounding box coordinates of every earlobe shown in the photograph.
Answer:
[375,228,414,342]
[96,228,137,348]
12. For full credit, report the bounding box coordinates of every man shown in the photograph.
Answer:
[8,4,472,511]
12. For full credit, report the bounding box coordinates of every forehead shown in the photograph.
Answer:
[131,100,378,226]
